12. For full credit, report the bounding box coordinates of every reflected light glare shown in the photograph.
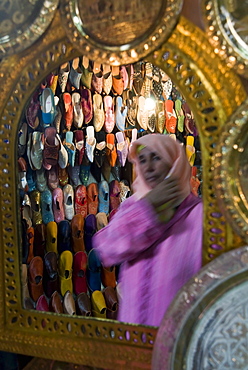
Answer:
[145,98,156,111]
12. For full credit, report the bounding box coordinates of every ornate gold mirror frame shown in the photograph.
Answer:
[0,9,246,369]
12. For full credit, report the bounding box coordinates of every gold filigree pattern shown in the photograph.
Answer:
[0,10,247,369]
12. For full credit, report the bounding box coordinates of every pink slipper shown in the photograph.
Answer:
[116,132,128,167]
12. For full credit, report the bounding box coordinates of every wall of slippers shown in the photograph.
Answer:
[17,56,202,318]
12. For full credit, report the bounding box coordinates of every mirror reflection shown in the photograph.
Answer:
[18,57,202,325]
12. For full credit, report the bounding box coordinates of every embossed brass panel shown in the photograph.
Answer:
[0,0,59,57]
[152,246,248,369]
[59,0,183,65]
[214,99,248,243]
[203,0,248,77]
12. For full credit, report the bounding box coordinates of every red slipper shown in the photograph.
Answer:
[43,127,60,170]
[75,185,87,218]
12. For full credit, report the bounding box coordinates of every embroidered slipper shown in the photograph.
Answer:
[63,92,73,130]
[64,131,76,167]
[58,62,70,93]
[81,88,93,124]
[69,57,82,90]
[72,92,84,129]
[52,187,65,223]
[106,133,117,167]
[84,215,97,254]
[63,184,75,221]
[116,131,128,167]
[55,134,68,169]
[156,100,166,133]
[41,189,54,225]
[26,92,40,129]
[81,56,93,90]
[120,66,129,90]
[175,99,185,133]
[101,266,116,289]
[115,96,128,131]
[40,88,55,127]
[93,93,105,132]
[43,127,60,170]
[98,180,109,214]
[103,286,118,320]
[58,250,73,296]
[57,220,72,254]
[71,214,85,253]
[109,180,121,212]
[75,185,87,218]
[46,221,58,253]
[133,63,144,95]
[147,106,156,133]
[102,64,112,95]
[137,96,148,130]
[68,163,81,187]
[112,66,124,95]
[190,166,201,196]
[91,70,103,94]
[96,212,108,230]
[76,292,91,316]
[74,130,85,166]
[104,95,115,133]
[126,91,138,127]
[87,182,99,215]
[126,64,134,90]
[186,135,196,166]
[94,130,106,168]
[72,251,87,295]
[182,102,195,134]
[18,122,28,157]
[165,99,177,134]
[119,179,131,202]
[91,290,107,318]
[86,249,102,292]
[30,131,44,170]
[152,66,163,99]
[85,126,96,163]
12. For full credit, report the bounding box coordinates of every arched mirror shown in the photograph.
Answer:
[0,3,247,368]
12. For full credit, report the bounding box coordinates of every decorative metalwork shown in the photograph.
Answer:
[0,0,59,58]
[59,0,183,65]
[203,0,248,77]
[214,99,248,243]
[0,9,247,369]
[152,246,248,369]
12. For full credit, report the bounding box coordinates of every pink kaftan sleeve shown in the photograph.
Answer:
[92,195,168,267]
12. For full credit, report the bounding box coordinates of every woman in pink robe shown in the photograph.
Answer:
[93,134,202,326]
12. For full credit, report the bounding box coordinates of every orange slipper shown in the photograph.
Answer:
[190,166,200,196]
[112,66,124,96]
[165,99,177,133]
[87,183,99,215]
[106,133,117,167]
